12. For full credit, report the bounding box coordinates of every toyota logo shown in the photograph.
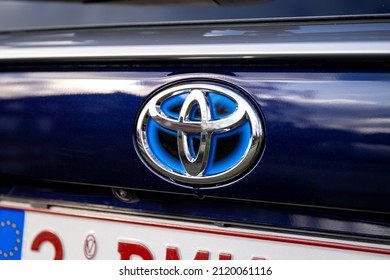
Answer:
[135,81,264,187]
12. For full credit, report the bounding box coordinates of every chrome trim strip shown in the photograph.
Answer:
[0,21,389,61]
[1,42,390,61]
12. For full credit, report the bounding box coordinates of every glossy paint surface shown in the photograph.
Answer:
[0,70,389,213]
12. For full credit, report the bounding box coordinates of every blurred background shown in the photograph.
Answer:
[0,0,390,31]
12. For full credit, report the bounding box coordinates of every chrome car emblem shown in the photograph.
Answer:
[135,81,264,187]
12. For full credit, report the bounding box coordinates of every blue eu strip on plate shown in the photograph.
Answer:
[0,208,25,260]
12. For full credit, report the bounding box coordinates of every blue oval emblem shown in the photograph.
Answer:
[135,81,264,187]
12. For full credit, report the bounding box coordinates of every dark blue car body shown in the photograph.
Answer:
[0,0,389,258]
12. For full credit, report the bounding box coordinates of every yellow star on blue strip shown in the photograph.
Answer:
[0,208,25,260]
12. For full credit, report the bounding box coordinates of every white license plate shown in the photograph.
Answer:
[0,203,389,260]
